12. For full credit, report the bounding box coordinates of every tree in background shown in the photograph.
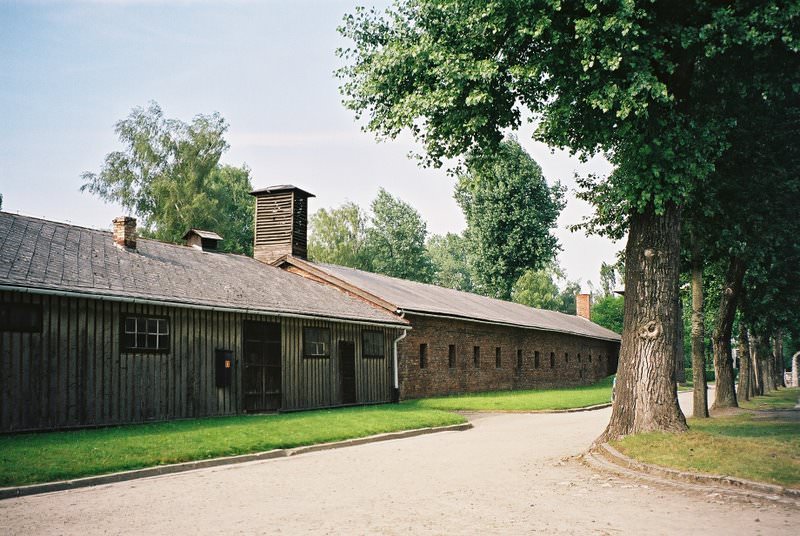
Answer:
[367,188,434,282]
[592,295,625,335]
[598,253,625,297]
[308,202,370,269]
[81,101,254,254]
[0,193,3,210]
[308,189,433,282]
[426,233,474,292]
[512,263,580,314]
[455,139,564,300]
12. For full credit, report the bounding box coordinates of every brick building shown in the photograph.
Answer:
[265,186,621,400]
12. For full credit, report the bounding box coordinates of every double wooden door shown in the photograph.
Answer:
[243,321,281,412]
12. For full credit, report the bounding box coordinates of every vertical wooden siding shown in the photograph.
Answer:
[280,318,395,409]
[0,290,400,432]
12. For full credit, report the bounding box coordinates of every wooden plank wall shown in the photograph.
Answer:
[281,318,395,409]
[0,290,400,432]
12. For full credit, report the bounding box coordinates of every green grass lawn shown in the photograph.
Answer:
[403,375,614,412]
[0,406,464,487]
[740,387,800,410]
[613,390,800,488]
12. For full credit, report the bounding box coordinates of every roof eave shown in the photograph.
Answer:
[0,283,410,329]
[394,309,621,343]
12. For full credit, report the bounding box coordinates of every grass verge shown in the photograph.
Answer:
[740,387,800,410]
[0,405,464,487]
[403,375,614,412]
[612,394,800,488]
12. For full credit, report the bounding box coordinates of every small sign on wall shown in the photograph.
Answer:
[216,349,234,388]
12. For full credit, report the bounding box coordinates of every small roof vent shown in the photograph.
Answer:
[183,229,223,251]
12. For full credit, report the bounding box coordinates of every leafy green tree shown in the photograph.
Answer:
[308,202,370,269]
[598,253,625,297]
[0,193,3,210]
[81,101,254,254]
[592,295,625,335]
[366,188,433,283]
[511,262,580,314]
[512,268,561,311]
[427,232,474,292]
[680,97,800,409]
[455,138,564,300]
[338,0,794,440]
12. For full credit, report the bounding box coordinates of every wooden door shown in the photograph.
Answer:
[243,321,282,412]
[339,340,357,404]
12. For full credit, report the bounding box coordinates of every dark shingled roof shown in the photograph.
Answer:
[313,263,621,342]
[0,212,406,326]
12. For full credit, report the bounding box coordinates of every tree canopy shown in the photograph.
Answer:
[308,201,370,269]
[81,102,254,254]
[426,232,475,292]
[307,188,434,283]
[338,0,797,440]
[511,263,580,315]
[592,295,625,335]
[455,138,564,299]
[366,188,434,282]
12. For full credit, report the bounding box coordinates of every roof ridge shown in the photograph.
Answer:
[0,211,257,260]
[312,261,621,341]
[317,262,578,318]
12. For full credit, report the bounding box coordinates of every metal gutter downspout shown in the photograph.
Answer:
[392,309,408,403]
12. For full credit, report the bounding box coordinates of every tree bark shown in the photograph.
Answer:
[711,256,746,409]
[598,203,687,442]
[754,333,775,394]
[675,278,686,383]
[737,323,752,401]
[690,248,709,417]
[773,332,785,388]
[751,332,763,396]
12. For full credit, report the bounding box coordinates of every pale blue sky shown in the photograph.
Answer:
[0,0,619,288]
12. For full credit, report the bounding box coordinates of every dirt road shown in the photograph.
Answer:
[1,391,796,535]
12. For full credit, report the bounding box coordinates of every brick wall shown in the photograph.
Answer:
[398,314,619,399]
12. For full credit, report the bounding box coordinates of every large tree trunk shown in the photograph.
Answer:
[711,257,746,409]
[754,333,775,394]
[737,323,752,401]
[598,204,687,442]
[690,250,709,418]
[675,279,686,383]
[751,332,764,396]
[773,332,785,388]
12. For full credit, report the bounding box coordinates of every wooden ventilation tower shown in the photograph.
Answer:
[250,185,315,264]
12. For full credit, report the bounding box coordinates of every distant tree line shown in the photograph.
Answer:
[309,138,579,313]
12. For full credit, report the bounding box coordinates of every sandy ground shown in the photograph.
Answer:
[1,391,797,535]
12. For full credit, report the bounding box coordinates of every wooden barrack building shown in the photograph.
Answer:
[0,208,407,433]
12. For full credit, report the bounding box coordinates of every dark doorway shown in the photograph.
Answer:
[339,340,357,404]
[607,350,620,376]
[243,320,281,412]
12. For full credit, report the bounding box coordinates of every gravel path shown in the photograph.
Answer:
[1,391,797,535]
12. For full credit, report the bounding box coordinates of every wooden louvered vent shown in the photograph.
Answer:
[251,185,315,264]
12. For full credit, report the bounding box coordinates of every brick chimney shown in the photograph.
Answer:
[576,293,591,320]
[112,216,137,249]
[250,185,315,264]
